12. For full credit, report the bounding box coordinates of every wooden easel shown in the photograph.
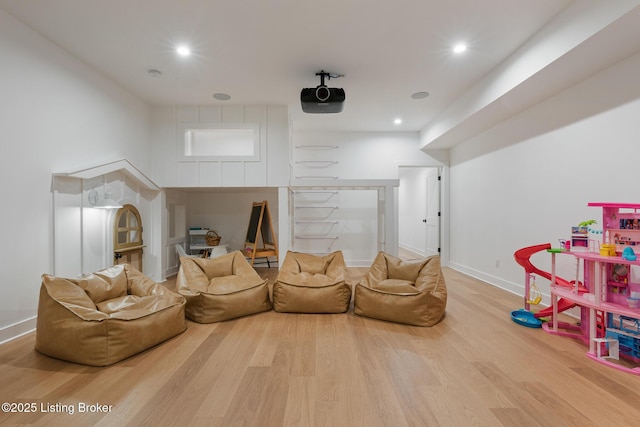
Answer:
[242,200,278,267]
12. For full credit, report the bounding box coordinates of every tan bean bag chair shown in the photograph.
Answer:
[36,264,187,366]
[273,251,351,313]
[354,252,447,326]
[177,251,271,323]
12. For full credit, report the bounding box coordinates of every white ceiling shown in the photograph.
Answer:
[1,0,639,144]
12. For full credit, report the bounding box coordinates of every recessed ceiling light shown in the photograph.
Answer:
[394,118,402,125]
[453,43,467,54]
[176,45,191,56]
[411,91,430,100]
[213,93,231,101]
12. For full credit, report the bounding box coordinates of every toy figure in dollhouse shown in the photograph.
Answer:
[611,264,629,286]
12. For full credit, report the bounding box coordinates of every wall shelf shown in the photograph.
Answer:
[295,160,339,168]
[294,145,338,149]
[295,175,339,180]
[288,178,398,261]
[292,190,338,195]
[188,229,218,255]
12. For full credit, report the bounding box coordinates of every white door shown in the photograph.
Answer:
[424,168,440,256]
[398,167,440,256]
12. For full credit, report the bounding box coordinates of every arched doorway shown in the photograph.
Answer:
[113,204,145,271]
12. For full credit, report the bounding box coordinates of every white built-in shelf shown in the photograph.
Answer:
[292,190,338,195]
[295,160,339,168]
[188,229,218,254]
[295,145,338,149]
[295,175,339,180]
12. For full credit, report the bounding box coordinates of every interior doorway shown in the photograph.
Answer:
[113,204,145,271]
[398,166,441,257]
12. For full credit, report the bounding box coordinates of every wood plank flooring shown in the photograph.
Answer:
[2,256,640,426]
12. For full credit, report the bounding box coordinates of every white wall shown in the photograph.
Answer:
[0,10,152,342]
[165,190,189,276]
[293,131,443,180]
[448,49,640,305]
[151,105,289,188]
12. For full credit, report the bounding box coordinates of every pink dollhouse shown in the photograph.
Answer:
[546,202,640,375]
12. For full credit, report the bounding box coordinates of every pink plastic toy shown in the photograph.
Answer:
[515,203,640,376]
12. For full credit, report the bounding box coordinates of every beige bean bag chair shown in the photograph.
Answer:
[177,251,271,323]
[36,264,187,366]
[354,252,447,326]
[273,251,351,313]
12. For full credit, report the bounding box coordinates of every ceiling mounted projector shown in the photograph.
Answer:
[301,70,345,113]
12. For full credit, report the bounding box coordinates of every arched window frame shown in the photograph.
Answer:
[114,204,143,250]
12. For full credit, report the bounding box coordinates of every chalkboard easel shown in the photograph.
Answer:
[242,200,278,267]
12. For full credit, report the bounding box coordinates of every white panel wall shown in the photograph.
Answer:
[151,105,289,188]
[52,178,83,276]
[0,10,151,342]
[293,131,442,180]
[165,190,189,277]
[448,50,640,305]
[267,107,290,186]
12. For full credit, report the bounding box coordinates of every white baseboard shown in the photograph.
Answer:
[398,244,426,257]
[0,316,37,345]
[448,262,524,297]
[447,262,580,319]
[165,266,180,278]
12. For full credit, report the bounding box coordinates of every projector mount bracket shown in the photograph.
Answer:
[314,70,344,101]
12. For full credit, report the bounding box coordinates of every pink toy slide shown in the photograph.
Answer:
[514,243,586,318]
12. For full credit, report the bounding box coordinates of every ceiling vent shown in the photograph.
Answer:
[300,71,345,114]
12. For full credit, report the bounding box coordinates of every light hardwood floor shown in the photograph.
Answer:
[2,255,640,426]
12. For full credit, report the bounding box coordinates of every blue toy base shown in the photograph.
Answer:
[511,309,542,328]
